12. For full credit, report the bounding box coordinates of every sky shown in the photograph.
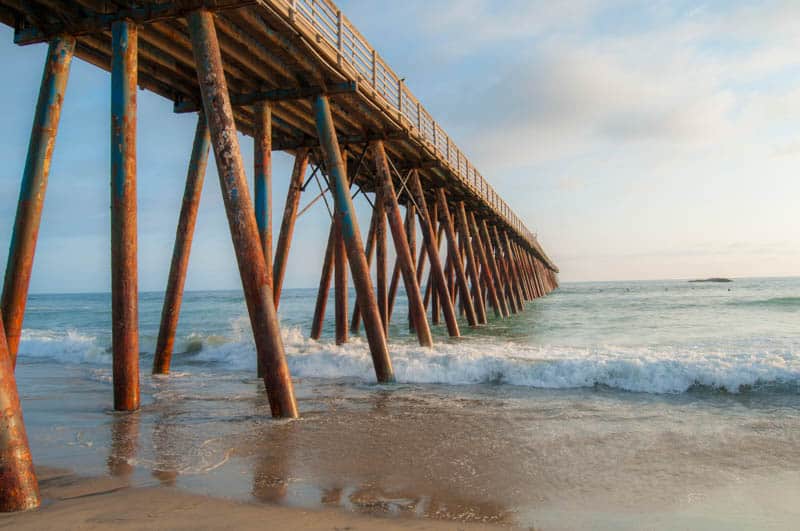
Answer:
[1,1,799,293]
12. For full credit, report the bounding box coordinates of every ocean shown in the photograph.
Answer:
[14,277,800,528]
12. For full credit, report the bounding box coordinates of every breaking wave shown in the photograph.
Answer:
[17,322,800,395]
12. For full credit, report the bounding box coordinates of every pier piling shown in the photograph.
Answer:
[0,313,39,511]
[110,20,140,411]
[254,101,273,296]
[313,95,394,382]
[153,115,211,375]
[372,141,432,346]
[273,150,309,308]
[2,37,75,368]
[334,150,349,345]
[409,173,459,336]
[188,9,297,417]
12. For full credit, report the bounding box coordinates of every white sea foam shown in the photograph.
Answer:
[17,323,800,394]
[192,326,800,394]
[19,329,109,363]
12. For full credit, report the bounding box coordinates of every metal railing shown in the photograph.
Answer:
[271,0,551,265]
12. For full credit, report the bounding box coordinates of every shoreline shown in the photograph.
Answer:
[0,467,511,530]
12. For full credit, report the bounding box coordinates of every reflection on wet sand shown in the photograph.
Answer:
[242,389,511,524]
[107,411,139,478]
[251,421,292,503]
[151,401,181,486]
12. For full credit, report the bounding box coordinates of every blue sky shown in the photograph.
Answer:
[1,1,799,293]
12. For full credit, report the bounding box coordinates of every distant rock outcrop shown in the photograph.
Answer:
[688,278,733,283]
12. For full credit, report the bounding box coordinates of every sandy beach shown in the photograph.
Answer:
[0,467,508,530]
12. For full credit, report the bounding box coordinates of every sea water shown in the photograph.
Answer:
[13,277,800,527]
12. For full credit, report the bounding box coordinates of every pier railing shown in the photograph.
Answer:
[271,0,554,268]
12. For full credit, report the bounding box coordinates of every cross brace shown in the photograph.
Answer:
[173,81,358,113]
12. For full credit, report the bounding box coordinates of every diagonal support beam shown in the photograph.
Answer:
[273,149,310,308]
[188,9,297,417]
[479,218,511,317]
[310,223,335,340]
[409,172,459,336]
[436,189,478,327]
[2,37,75,368]
[0,311,40,511]
[468,211,502,318]
[153,114,211,375]
[456,202,486,324]
[313,95,394,382]
[372,141,433,347]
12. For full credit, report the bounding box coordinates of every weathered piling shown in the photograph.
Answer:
[409,173,459,336]
[350,210,378,334]
[406,205,417,331]
[478,219,510,317]
[110,20,140,411]
[313,95,394,382]
[0,313,39,511]
[2,37,75,368]
[334,150,349,345]
[374,168,388,335]
[502,231,526,307]
[491,225,519,314]
[467,212,502,318]
[153,115,211,375]
[436,189,477,327]
[188,9,297,417]
[254,101,273,292]
[311,223,335,340]
[273,150,309,308]
[372,141,432,346]
[456,202,486,324]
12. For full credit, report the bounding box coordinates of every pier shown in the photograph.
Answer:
[0,0,558,511]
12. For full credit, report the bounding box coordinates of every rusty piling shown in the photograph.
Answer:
[372,141,432,346]
[273,150,309,308]
[254,101,273,294]
[313,95,394,382]
[110,20,139,411]
[311,223,335,340]
[188,9,297,417]
[409,173,459,336]
[334,150,349,345]
[2,37,75,367]
[0,313,39,511]
[153,114,211,375]
[455,202,486,324]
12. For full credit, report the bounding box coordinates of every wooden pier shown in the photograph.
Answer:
[0,0,558,511]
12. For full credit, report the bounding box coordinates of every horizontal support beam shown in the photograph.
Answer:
[14,1,256,46]
[173,81,358,114]
[273,131,405,152]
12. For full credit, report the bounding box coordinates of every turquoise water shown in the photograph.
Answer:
[13,278,800,526]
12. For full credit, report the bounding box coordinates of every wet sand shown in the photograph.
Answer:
[0,467,506,530]
[11,363,800,529]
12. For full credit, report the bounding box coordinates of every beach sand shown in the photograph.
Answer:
[0,467,506,530]
[11,349,800,529]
